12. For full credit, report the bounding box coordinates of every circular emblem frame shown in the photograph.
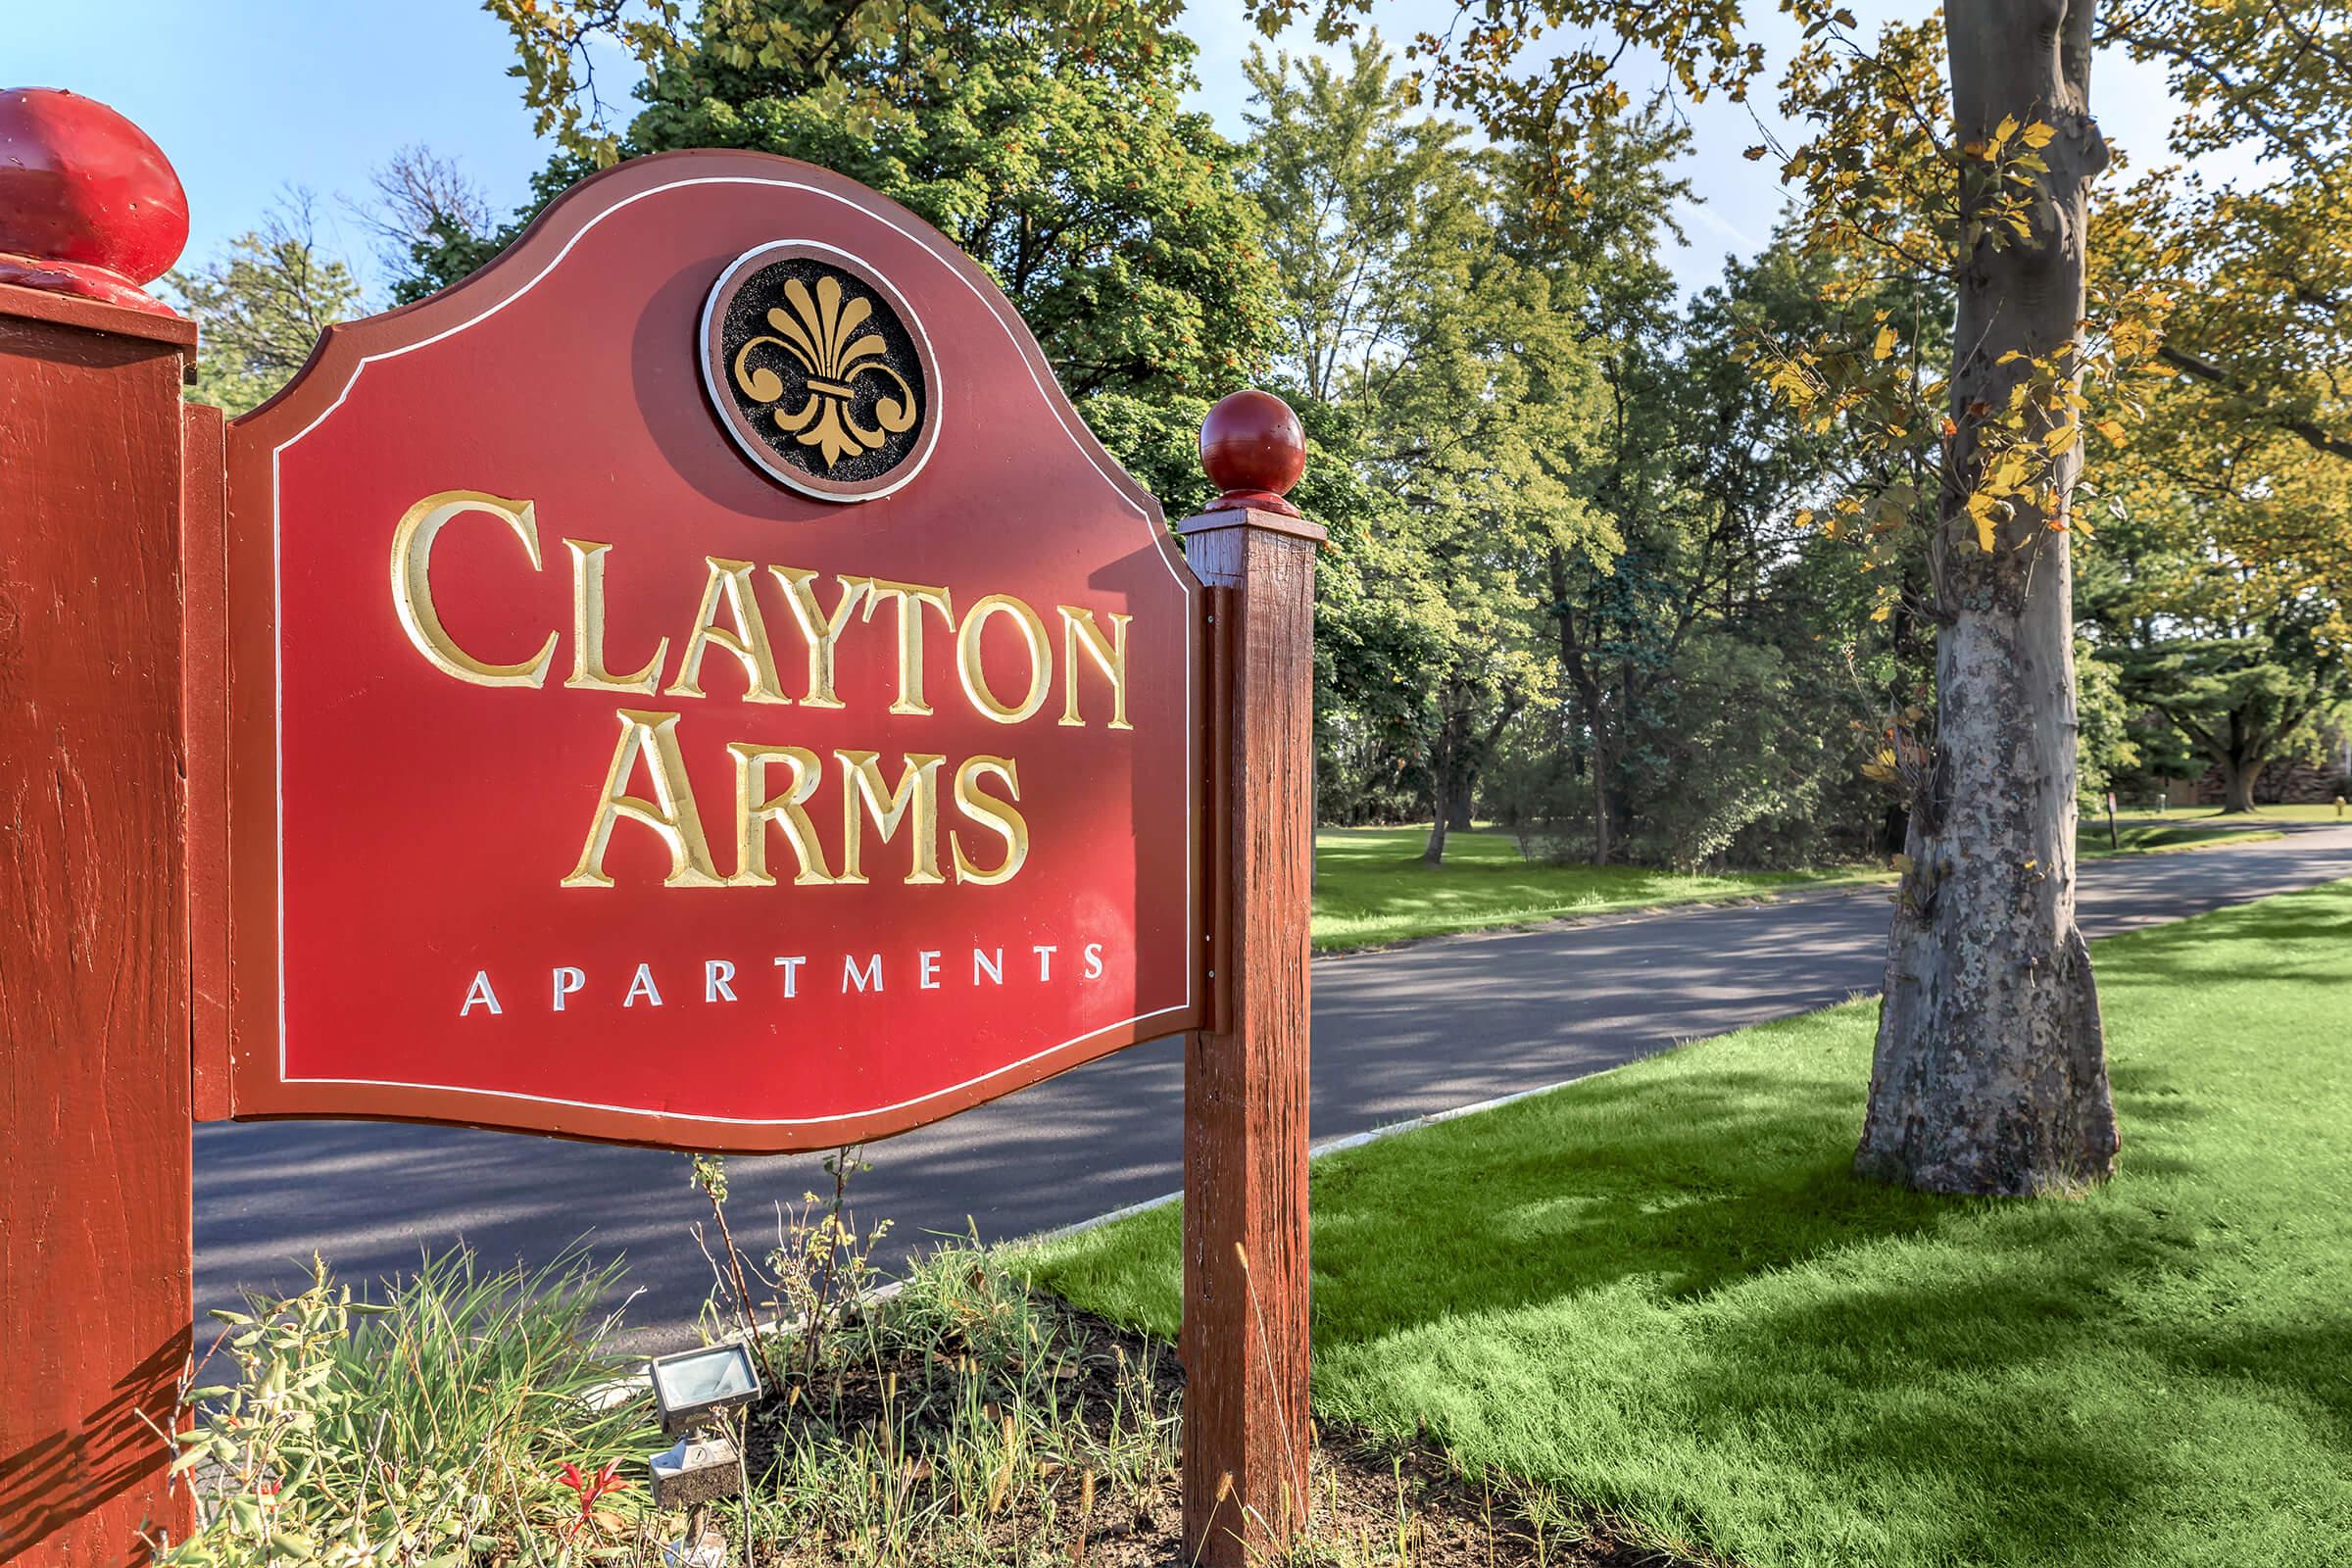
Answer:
[698,240,942,503]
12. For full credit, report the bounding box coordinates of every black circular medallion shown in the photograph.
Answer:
[700,243,938,502]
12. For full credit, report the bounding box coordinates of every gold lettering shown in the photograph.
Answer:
[861,579,956,715]
[837,750,946,885]
[564,539,668,694]
[1057,606,1132,729]
[771,567,871,709]
[667,557,788,704]
[951,755,1029,884]
[389,490,558,687]
[563,709,723,888]
[728,743,835,887]
[956,593,1053,724]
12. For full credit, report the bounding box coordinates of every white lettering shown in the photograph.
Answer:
[773,955,807,997]
[845,954,884,993]
[918,950,941,989]
[1033,943,1056,981]
[706,958,737,1003]
[624,962,663,1006]
[462,970,503,1016]
[552,965,585,1010]
[974,947,1003,985]
[1083,942,1104,980]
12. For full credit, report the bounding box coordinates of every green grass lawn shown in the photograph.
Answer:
[1312,825,1885,951]
[2078,821,2286,856]
[1313,816,2306,952]
[1033,881,2352,1568]
[2108,803,2348,823]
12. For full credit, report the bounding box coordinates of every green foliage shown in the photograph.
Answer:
[1612,633,1854,870]
[168,197,367,416]
[1243,41,1612,851]
[2074,636,2140,800]
[2085,443,2352,807]
[2100,0,2352,470]
[427,0,1280,399]
[2126,629,2351,806]
[739,1240,1181,1564]
[160,1250,656,1567]
[1040,881,2352,1567]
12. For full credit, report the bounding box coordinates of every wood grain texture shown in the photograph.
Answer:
[183,403,229,1123]
[1178,507,1324,1565]
[0,284,196,1565]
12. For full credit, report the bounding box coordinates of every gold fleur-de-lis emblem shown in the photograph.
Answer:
[731,274,919,468]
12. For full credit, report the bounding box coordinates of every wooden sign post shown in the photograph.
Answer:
[0,88,1314,1568]
[1180,396,1322,1564]
[0,88,202,1566]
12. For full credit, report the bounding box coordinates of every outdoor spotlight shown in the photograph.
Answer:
[642,1344,762,1511]
[648,1343,762,1436]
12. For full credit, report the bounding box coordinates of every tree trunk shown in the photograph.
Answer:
[1879,803,1910,858]
[1447,788,1474,833]
[1589,698,1614,866]
[1425,703,1456,865]
[1549,547,1612,866]
[1858,0,2121,1196]
[2218,756,2262,812]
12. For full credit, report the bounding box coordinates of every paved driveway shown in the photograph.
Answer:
[196,825,2352,1343]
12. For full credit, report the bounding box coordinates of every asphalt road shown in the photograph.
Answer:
[195,825,2352,1344]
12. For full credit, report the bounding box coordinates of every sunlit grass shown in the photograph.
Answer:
[1309,812,2302,953]
[2077,822,2285,856]
[1035,881,2352,1568]
[1310,824,1885,952]
[2102,803,2346,823]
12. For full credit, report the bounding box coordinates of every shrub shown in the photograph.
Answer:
[159,1250,657,1567]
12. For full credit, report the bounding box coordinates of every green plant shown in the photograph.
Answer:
[158,1249,658,1567]
[736,1238,1182,1566]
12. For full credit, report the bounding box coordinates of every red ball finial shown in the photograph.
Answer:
[0,87,190,317]
[1200,388,1306,517]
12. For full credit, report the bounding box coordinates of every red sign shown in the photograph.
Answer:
[210,151,1204,1149]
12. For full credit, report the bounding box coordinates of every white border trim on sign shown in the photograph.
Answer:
[270,173,1199,1128]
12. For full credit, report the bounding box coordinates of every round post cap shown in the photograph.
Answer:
[1200,388,1305,517]
[0,87,189,317]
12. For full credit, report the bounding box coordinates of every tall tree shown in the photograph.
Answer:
[1852,5,2126,1192]
[1244,42,1611,862]
[2086,400,2352,809]
[425,0,1280,399]
[362,144,496,297]
[1497,103,1692,864]
[1265,0,2172,1193]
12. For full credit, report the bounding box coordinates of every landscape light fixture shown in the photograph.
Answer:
[648,1342,761,1436]
[642,1342,763,1560]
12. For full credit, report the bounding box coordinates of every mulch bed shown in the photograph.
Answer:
[730,1291,1701,1567]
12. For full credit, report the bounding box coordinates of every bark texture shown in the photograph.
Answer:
[2219,756,2263,814]
[1857,0,2121,1195]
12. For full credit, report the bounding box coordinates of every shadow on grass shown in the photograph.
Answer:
[1042,882,2352,1567]
[1306,1066,1957,1345]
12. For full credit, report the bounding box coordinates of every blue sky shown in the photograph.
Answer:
[16,1,2214,302]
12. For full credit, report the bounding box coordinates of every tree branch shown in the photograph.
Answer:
[2157,342,2352,464]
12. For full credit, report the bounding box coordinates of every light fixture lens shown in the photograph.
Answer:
[650,1345,760,1419]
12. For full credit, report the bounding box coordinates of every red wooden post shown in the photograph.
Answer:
[1179,390,1322,1565]
[0,88,199,1566]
